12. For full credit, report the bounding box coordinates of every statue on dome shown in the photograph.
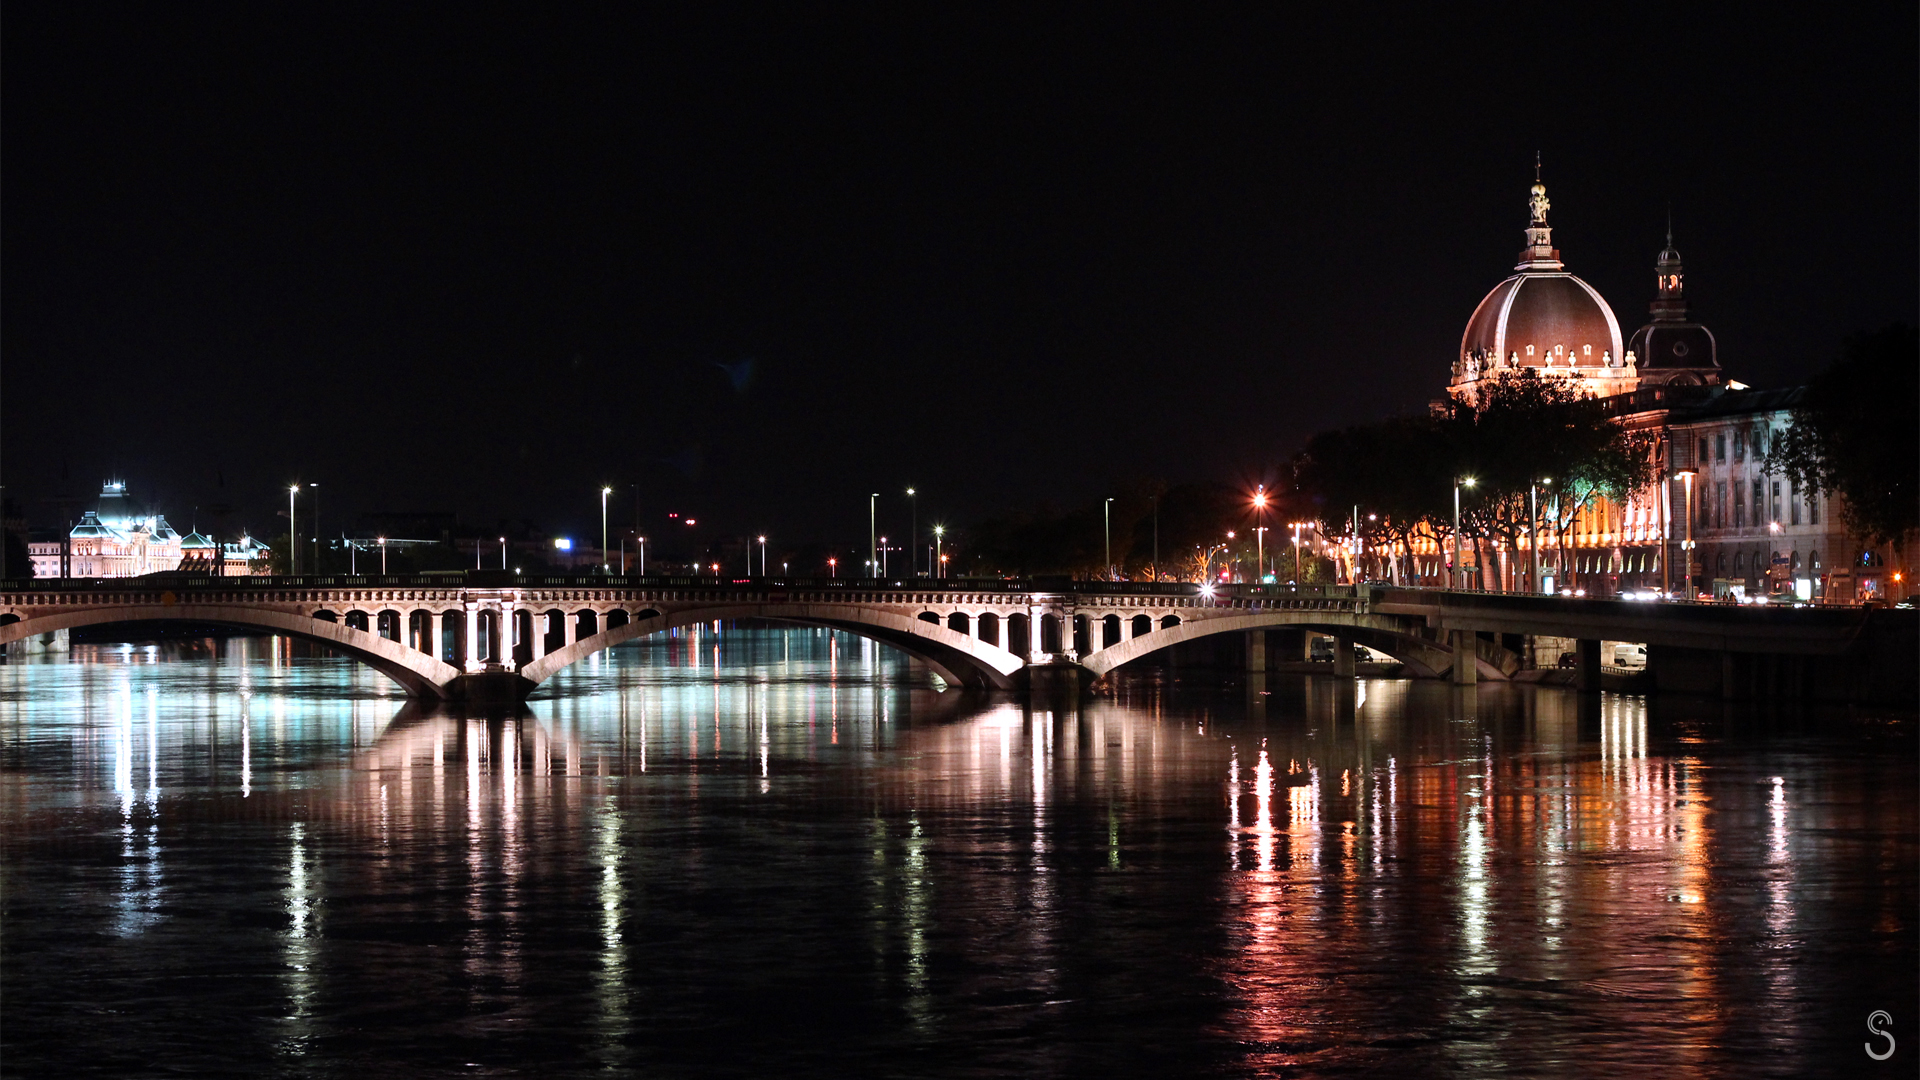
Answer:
[1529,181,1550,226]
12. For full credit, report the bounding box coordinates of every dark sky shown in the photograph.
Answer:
[6,7,1915,551]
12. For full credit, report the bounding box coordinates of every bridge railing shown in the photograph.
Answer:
[1,572,1359,601]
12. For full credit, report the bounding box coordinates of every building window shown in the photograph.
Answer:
[1715,433,1726,462]
[1733,431,1745,462]
[1734,481,1745,528]
[1716,481,1727,529]
[1697,437,1709,465]
[1755,427,1768,457]
[1771,480,1781,523]
[1790,480,1801,525]
[1809,493,1819,525]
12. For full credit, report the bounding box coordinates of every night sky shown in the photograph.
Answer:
[6,7,1914,552]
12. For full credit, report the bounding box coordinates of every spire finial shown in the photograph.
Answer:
[1534,151,1541,183]
[1665,204,1673,248]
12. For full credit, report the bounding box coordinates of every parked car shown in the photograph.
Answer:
[1310,637,1372,664]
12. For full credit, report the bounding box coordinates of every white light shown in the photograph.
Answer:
[554,538,572,551]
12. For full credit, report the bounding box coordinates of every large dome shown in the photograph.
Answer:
[1448,174,1633,399]
[1460,272,1624,373]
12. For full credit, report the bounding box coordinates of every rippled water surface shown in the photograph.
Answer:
[2,628,1914,1078]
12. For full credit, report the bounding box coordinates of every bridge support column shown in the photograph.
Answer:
[529,611,548,660]
[1246,629,1266,673]
[1451,630,1477,686]
[464,601,483,673]
[1574,638,1601,693]
[1333,633,1356,678]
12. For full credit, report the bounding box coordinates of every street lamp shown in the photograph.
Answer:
[1453,476,1477,590]
[758,535,767,577]
[1252,487,1268,579]
[601,487,612,574]
[637,536,646,576]
[1677,469,1697,600]
[288,485,300,575]
[500,536,507,570]
[379,536,388,574]
[934,525,945,578]
[906,487,917,577]
[1289,522,1305,584]
[828,556,837,578]
[1104,497,1114,580]
[879,537,888,577]
[1529,478,1551,594]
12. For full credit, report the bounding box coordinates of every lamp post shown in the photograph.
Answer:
[1252,487,1268,579]
[637,536,646,576]
[1103,497,1114,580]
[601,487,612,574]
[288,485,300,574]
[906,487,917,577]
[1453,476,1477,590]
[1151,494,1159,583]
[1529,478,1550,594]
[500,536,507,570]
[829,556,837,578]
[1290,522,1304,584]
[934,525,944,578]
[757,535,767,577]
[379,536,388,574]
[879,537,888,577]
[1677,469,1697,600]
[869,494,878,581]
[309,483,320,575]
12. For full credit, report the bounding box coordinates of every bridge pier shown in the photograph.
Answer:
[1450,630,1476,686]
[445,671,537,704]
[1333,633,1356,678]
[1246,629,1266,673]
[1573,638,1601,692]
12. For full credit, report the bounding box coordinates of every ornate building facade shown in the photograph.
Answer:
[1402,174,1875,602]
[29,481,267,578]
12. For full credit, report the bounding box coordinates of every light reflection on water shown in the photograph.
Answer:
[0,628,1913,1077]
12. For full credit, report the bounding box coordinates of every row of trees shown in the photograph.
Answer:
[1293,369,1656,590]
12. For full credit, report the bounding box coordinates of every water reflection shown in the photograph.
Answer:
[0,630,1911,1076]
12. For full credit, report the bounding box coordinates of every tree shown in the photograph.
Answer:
[1764,324,1918,547]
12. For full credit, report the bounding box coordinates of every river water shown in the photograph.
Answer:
[1,627,1913,1078]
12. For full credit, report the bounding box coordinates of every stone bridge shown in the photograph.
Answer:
[0,572,1901,703]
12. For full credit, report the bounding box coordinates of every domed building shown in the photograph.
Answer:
[1623,236,1723,386]
[1398,170,1882,604]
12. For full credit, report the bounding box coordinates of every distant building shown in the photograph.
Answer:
[29,481,268,578]
[1406,174,1868,601]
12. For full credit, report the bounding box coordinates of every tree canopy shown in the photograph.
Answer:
[1763,323,1918,546]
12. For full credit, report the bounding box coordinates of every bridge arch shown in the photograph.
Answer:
[518,603,1025,690]
[1079,610,1473,680]
[0,605,464,698]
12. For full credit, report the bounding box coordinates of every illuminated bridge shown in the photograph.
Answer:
[0,572,1905,703]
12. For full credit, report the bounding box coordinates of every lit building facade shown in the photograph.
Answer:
[29,481,268,578]
[1396,176,1870,601]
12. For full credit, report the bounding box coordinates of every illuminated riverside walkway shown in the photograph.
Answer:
[0,572,1905,702]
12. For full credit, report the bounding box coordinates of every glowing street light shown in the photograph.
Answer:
[287,485,300,575]
[1252,486,1268,579]
[906,487,918,577]
[1677,469,1698,600]
[879,537,889,577]
[934,525,945,578]
[828,556,838,578]
[500,536,508,570]
[637,536,646,576]
[379,536,388,574]
[758,535,767,577]
[1453,476,1477,590]
[601,487,613,574]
